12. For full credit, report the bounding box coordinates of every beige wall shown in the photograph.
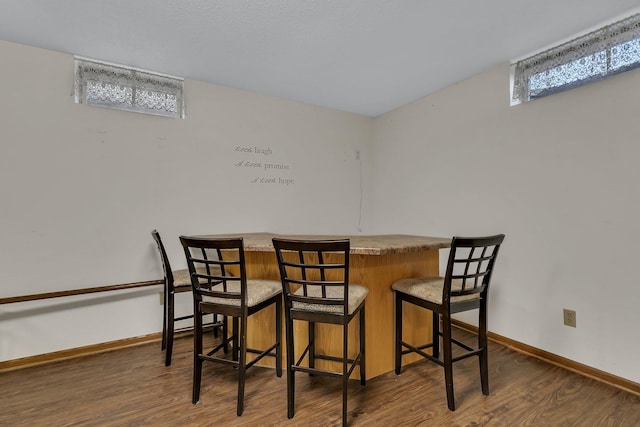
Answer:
[3,36,639,384]
[373,62,640,383]
[0,40,374,360]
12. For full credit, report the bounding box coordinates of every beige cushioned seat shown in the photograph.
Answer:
[292,284,368,315]
[391,276,479,305]
[172,266,224,288]
[202,279,282,307]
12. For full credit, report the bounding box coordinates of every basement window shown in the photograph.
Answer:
[74,57,185,118]
[511,13,640,105]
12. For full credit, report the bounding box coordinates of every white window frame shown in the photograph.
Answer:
[74,57,185,118]
[511,12,640,106]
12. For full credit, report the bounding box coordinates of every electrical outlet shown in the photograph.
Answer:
[563,309,576,327]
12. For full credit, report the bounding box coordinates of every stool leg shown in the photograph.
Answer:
[232,317,239,362]
[165,289,175,366]
[360,306,366,386]
[285,316,295,419]
[192,303,203,404]
[161,284,168,350]
[275,298,283,378]
[222,315,229,354]
[479,299,489,396]
[342,321,348,427]
[308,321,315,370]
[432,310,440,359]
[442,313,456,411]
[394,293,403,375]
[236,316,247,416]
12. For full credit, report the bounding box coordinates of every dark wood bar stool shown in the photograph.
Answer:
[152,230,225,366]
[273,238,367,427]
[392,234,505,410]
[180,236,282,416]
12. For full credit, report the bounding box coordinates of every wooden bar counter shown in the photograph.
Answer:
[198,232,451,379]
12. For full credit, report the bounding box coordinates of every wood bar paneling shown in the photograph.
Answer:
[242,248,440,379]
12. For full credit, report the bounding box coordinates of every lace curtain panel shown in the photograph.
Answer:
[512,13,640,103]
[74,58,185,118]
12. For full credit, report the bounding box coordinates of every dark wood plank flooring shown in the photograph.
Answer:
[2,329,639,426]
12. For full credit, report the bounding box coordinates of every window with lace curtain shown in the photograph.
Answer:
[511,13,640,105]
[74,57,185,118]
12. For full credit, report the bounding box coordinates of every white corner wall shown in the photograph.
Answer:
[372,62,640,383]
[0,40,374,361]
[3,37,639,386]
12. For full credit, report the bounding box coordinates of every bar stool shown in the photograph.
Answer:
[180,235,282,416]
[152,230,226,366]
[392,234,505,410]
[273,238,367,427]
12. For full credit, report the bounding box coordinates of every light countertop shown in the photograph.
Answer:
[195,232,451,255]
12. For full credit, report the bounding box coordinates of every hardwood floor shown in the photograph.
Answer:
[2,328,639,426]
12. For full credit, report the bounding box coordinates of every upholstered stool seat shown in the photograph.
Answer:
[292,284,368,314]
[170,268,196,288]
[172,266,224,287]
[392,277,479,305]
[203,279,281,307]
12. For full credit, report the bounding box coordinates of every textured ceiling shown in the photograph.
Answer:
[0,1,639,116]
